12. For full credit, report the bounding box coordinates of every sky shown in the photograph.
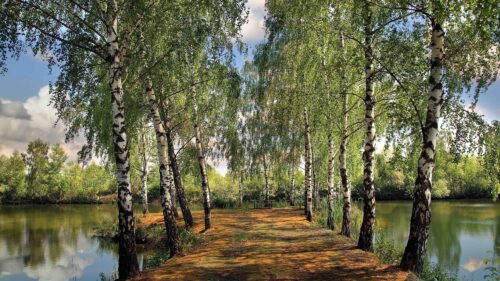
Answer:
[0,0,498,170]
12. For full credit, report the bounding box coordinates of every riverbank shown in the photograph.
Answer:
[132,208,415,281]
[0,193,119,204]
[2,196,496,205]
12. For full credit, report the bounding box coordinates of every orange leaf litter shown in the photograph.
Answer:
[133,208,415,281]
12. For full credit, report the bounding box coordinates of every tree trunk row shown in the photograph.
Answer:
[165,120,194,228]
[146,78,181,256]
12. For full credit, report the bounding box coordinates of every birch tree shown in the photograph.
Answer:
[386,0,499,273]
[0,1,148,278]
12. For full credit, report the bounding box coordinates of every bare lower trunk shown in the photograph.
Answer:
[168,168,179,218]
[304,107,313,222]
[189,67,211,229]
[195,121,212,230]
[238,173,243,207]
[304,182,307,215]
[400,20,445,275]
[263,157,270,207]
[139,133,149,216]
[339,32,351,237]
[312,147,318,211]
[290,165,296,206]
[327,133,335,231]
[106,16,139,280]
[146,78,180,256]
[358,3,376,251]
[166,123,194,228]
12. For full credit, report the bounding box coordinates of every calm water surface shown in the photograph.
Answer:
[0,204,161,281]
[373,200,500,280]
[0,201,498,281]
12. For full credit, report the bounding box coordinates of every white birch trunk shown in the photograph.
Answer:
[145,78,180,255]
[401,19,445,274]
[263,156,270,207]
[304,107,313,221]
[105,12,139,279]
[139,132,149,216]
[192,91,212,230]
[358,2,376,251]
[326,133,335,230]
[339,31,351,237]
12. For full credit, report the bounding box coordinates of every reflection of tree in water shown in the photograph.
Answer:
[0,204,117,270]
[0,207,28,258]
[373,200,499,277]
[373,202,412,247]
[427,202,499,275]
[427,202,461,275]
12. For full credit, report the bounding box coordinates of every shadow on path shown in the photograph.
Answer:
[133,208,413,281]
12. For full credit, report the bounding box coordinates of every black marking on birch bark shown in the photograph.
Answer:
[432,83,443,91]
[167,125,194,228]
[401,19,444,274]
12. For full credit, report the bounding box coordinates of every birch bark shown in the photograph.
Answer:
[326,133,336,230]
[139,132,149,216]
[358,2,377,251]
[400,19,445,274]
[339,31,351,237]
[146,78,180,256]
[106,13,139,279]
[165,120,194,228]
[304,107,313,222]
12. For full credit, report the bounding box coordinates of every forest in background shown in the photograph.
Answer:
[0,133,497,204]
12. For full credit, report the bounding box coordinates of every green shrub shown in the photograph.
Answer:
[212,197,238,209]
[374,232,404,264]
[373,234,458,281]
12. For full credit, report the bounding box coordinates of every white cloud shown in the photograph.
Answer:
[241,0,267,44]
[0,85,85,161]
[23,235,94,281]
[462,258,485,272]
[467,103,499,123]
[0,100,31,120]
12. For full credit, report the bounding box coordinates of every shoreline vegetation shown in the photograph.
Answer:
[1,140,497,205]
[1,197,497,205]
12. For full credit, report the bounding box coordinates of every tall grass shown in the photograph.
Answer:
[315,197,362,239]
[314,198,459,281]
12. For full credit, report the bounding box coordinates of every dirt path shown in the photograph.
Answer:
[134,208,413,281]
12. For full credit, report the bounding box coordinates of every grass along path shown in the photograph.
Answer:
[134,208,414,281]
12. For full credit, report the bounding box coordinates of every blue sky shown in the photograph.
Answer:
[0,0,498,162]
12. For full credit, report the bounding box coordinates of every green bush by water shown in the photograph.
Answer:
[373,233,459,281]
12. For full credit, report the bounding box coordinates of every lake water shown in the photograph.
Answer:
[373,200,500,280]
[0,200,498,281]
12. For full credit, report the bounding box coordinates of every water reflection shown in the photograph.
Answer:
[0,205,121,281]
[0,202,497,281]
[374,200,499,280]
